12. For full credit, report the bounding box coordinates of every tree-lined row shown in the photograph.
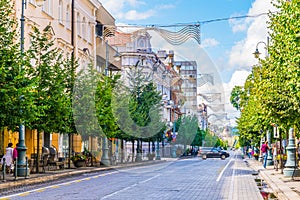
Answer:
[230,0,300,145]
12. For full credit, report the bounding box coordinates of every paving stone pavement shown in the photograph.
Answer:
[2,155,300,200]
[228,155,264,200]
[246,156,300,200]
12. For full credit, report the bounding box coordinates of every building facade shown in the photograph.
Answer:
[1,0,120,160]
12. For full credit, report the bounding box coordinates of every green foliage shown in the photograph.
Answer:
[0,0,34,130]
[191,128,205,146]
[230,86,243,111]
[73,63,101,139]
[25,26,75,134]
[112,63,164,140]
[231,0,300,140]
[176,115,198,146]
[95,74,121,139]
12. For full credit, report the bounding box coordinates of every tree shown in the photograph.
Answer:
[231,0,300,143]
[95,73,121,139]
[112,63,164,140]
[26,26,73,135]
[0,0,33,131]
[73,63,102,140]
[230,86,243,111]
[112,62,164,161]
[258,0,300,129]
[176,115,198,155]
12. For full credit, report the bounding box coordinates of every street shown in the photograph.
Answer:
[2,151,263,200]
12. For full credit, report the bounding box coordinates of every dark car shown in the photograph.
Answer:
[199,147,230,160]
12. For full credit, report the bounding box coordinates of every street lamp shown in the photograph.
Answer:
[253,37,269,59]
[17,0,45,177]
[169,100,179,158]
[101,41,121,166]
[253,37,274,166]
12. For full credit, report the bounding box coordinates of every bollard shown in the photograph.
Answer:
[25,156,28,179]
[2,157,6,182]
[14,157,18,180]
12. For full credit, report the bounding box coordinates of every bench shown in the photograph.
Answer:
[29,154,48,173]
[47,161,65,170]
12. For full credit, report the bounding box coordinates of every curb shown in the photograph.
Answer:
[247,158,299,200]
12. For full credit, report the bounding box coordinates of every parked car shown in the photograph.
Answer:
[198,147,230,160]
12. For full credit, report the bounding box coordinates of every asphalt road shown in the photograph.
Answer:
[2,151,263,200]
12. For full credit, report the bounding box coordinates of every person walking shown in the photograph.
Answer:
[13,143,18,161]
[0,142,14,173]
[272,142,278,170]
[248,147,253,159]
[261,141,269,169]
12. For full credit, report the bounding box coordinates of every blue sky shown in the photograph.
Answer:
[100,0,275,126]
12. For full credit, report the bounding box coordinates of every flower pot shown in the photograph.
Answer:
[73,160,85,168]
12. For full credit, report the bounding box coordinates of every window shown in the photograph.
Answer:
[82,17,86,39]
[28,0,35,5]
[87,23,91,42]
[77,13,80,36]
[66,5,70,29]
[42,0,53,16]
[58,0,63,24]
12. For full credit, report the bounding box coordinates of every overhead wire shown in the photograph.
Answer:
[25,11,278,28]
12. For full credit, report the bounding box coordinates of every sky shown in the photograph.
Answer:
[100,0,276,127]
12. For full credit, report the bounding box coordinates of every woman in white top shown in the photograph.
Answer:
[1,143,14,170]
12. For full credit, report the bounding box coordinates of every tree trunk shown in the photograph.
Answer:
[36,130,40,173]
[121,139,124,164]
[131,139,134,162]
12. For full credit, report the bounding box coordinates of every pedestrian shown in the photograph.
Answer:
[0,142,14,173]
[261,141,269,169]
[297,139,300,160]
[248,147,253,159]
[13,143,18,161]
[272,142,278,170]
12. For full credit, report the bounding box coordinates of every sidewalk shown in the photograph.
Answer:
[246,157,300,200]
[0,159,174,193]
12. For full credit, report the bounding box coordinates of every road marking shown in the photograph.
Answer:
[216,155,235,182]
[0,171,119,199]
[101,174,160,200]
[228,154,236,199]
[19,192,30,196]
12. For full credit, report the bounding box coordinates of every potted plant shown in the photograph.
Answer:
[147,153,155,160]
[71,153,87,168]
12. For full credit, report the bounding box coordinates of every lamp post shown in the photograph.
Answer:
[156,93,168,160]
[101,41,111,166]
[266,130,274,166]
[253,37,270,165]
[170,101,179,158]
[283,128,300,177]
[100,41,121,166]
[16,0,45,177]
[253,37,269,59]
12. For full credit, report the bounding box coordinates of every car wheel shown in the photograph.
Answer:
[202,155,207,160]
[221,155,226,160]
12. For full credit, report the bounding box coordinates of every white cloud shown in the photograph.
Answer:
[229,17,248,33]
[100,0,173,21]
[124,9,156,20]
[201,38,219,48]
[228,0,276,70]
[156,4,175,10]
[223,70,250,126]
[126,0,146,7]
